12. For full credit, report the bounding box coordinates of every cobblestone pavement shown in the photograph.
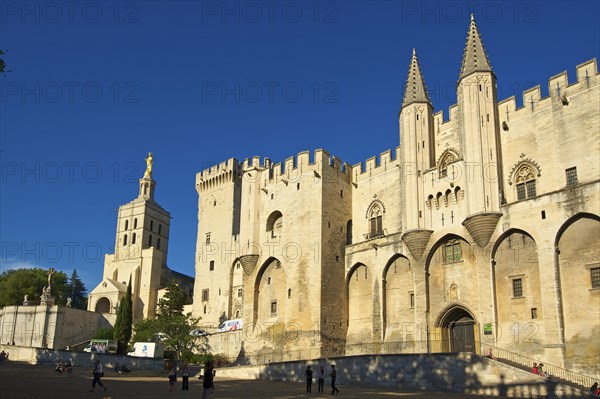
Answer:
[0,362,496,399]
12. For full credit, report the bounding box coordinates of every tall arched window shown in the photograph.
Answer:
[150,220,154,231]
[134,218,138,229]
[132,233,137,245]
[124,234,128,245]
[369,204,383,238]
[157,238,161,250]
[148,235,153,246]
[158,224,162,235]
[124,220,129,230]
[515,165,537,200]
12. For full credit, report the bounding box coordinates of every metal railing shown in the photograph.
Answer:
[478,341,597,390]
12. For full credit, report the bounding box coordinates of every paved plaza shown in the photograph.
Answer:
[0,361,499,399]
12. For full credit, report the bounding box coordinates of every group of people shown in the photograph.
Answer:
[0,350,8,362]
[114,362,131,373]
[305,364,340,395]
[168,361,215,398]
[55,360,73,374]
[531,362,551,378]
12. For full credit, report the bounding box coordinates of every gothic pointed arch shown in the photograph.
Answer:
[437,148,460,178]
[228,258,245,320]
[491,228,542,352]
[253,257,285,328]
[346,263,373,349]
[434,303,477,328]
[508,157,541,201]
[433,304,478,353]
[382,254,414,342]
[425,233,471,272]
[555,213,600,372]
[365,197,386,239]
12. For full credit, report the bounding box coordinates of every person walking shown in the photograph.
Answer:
[305,365,313,393]
[168,364,177,391]
[318,365,325,393]
[200,360,215,399]
[181,363,190,391]
[90,359,107,392]
[330,364,340,395]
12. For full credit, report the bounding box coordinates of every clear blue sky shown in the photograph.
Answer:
[1,1,599,292]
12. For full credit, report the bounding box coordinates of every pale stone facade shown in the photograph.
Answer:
[193,18,599,376]
[88,169,194,322]
[0,304,110,349]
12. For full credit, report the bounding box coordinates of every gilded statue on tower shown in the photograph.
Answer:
[144,152,153,179]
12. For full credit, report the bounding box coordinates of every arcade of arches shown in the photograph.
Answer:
[344,214,600,376]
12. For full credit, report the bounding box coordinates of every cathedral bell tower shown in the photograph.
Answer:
[114,152,170,262]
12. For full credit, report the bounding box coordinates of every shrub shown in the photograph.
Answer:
[190,353,213,365]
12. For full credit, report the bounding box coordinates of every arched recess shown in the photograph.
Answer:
[491,229,543,353]
[95,297,111,313]
[228,258,245,320]
[346,263,373,347]
[555,213,600,376]
[433,304,477,352]
[266,211,283,239]
[425,234,477,352]
[382,255,414,343]
[253,257,286,329]
[437,148,460,179]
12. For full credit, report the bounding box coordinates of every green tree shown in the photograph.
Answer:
[65,270,88,309]
[133,283,208,359]
[113,278,133,354]
[0,50,7,75]
[0,268,68,307]
[157,281,186,317]
[94,327,114,340]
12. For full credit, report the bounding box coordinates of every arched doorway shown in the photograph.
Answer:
[436,306,478,353]
[95,297,111,313]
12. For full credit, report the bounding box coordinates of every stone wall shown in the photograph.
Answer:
[0,344,164,370]
[215,353,587,398]
[0,305,109,349]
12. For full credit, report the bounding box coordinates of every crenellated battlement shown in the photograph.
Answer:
[352,147,401,183]
[196,158,241,192]
[432,104,459,128]
[498,58,598,114]
[239,149,352,185]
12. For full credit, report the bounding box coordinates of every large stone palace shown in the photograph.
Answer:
[192,16,599,376]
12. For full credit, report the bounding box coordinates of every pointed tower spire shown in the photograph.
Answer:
[402,48,431,108]
[459,14,493,80]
